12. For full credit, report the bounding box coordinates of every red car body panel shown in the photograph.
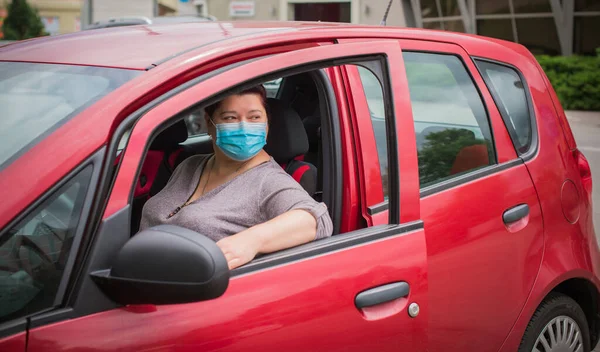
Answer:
[27,228,428,351]
[463,42,600,352]
[0,333,26,351]
[395,39,546,351]
[1,22,599,352]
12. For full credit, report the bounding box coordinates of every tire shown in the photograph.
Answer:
[519,293,591,352]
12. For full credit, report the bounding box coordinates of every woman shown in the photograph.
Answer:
[139,85,333,269]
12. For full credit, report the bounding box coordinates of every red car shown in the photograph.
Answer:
[0,21,598,352]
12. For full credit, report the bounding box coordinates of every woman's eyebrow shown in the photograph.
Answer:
[220,110,238,115]
[248,109,263,114]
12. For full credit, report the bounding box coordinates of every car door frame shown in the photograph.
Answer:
[21,39,430,350]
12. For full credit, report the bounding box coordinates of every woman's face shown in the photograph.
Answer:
[206,93,268,137]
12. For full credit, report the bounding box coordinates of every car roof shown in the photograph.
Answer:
[0,22,336,70]
[0,21,525,71]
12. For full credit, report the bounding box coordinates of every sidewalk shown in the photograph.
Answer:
[565,110,600,121]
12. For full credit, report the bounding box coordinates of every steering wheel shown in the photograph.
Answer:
[6,234,57,277]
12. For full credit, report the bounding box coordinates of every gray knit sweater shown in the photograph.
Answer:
[139,154,333,242]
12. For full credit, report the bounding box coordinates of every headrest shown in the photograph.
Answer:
[302,113,321,147]
[150,120,188,151]
[264,98,309,164]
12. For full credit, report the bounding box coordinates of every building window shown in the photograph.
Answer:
[439,0,460,17]
[475,0,510,14]
[423,21,443,29]
[42,16,60,36]
[445,20,465,32]
[575,0,600,12]
[516,18,561,55]
[476,19,514,41]
[293,3,351,22]
[421,0,441,18]
[574,16,600,55]
[512,0,552,14]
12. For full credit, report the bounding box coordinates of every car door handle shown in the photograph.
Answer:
[503,204,530,224]
[355,282,410,309]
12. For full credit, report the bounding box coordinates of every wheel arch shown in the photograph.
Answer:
[552,278,600,348]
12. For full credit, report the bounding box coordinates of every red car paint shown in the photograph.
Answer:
[0,22,597,352]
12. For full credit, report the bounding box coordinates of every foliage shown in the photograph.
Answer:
[536,51,600,111]
[2,0,47,40]
[418,128,488,186]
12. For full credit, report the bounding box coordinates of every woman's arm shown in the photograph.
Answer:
[216,209,317,270]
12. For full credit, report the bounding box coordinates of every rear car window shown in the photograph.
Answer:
[0,62,141,169]
[403,52,496,188]
[475,60,532,154]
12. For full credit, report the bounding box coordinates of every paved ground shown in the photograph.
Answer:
[565,110,600,352]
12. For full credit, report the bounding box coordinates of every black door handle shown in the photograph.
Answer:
[503,204,530,224]
[355,282,410,309]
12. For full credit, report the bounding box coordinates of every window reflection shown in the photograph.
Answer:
[403,52,495,187]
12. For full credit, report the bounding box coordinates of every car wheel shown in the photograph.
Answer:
[519,293,590,352]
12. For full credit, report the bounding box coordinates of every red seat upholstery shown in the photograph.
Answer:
[450,144,489,175]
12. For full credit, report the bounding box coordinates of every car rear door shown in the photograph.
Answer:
[397,40,544,351]
[25,40,429,351]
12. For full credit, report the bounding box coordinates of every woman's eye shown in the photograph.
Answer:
[222,116,236,121]
[250,115,261,120]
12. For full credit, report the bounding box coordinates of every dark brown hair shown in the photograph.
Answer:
[205,85,268,119]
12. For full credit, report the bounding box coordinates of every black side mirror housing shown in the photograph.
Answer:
[91,225,229,305]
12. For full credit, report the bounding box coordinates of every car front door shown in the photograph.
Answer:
[25,40,429,351]
[398,40,544,351]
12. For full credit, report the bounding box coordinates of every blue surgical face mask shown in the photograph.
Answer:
[212,121,267,161]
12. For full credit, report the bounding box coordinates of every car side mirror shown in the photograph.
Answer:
[90,225,229,305]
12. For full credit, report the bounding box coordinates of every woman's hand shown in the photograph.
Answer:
[216,209,318,270]
[216,232,261,270]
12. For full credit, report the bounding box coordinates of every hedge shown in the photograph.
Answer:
[536,49,600,111]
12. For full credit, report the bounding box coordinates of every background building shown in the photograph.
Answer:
[1,0,598,56]
[207,0,408,27]
[0,0,83,36]
[206,0,599,56]
[83,0,195,26]
[412,0,600,56]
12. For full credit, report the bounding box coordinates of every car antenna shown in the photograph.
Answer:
[380,0,394,26]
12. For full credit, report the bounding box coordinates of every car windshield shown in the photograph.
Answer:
[0,62,141,169]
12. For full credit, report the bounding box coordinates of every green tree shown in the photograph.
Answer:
[3,0,47,40]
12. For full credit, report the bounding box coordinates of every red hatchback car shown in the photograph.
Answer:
[0,22,598,352]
